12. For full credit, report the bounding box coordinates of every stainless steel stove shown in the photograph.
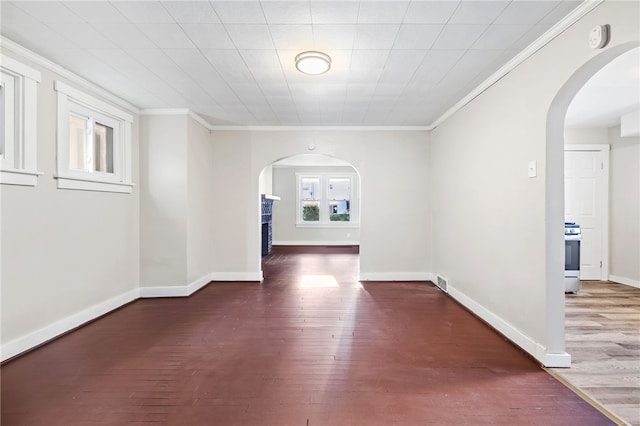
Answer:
[564,222,581,293]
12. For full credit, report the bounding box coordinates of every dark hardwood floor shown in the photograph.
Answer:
[1,246,613,425]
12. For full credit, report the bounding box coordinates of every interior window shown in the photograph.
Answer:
[301,177,320,222]
[328,178,350,222]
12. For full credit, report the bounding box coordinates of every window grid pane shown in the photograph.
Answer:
[302,201,320,222]
[328,178,350,222]
[301,178,321,222]
[301,178,320,200]
[94,122,114,173]
[69,114,88,171]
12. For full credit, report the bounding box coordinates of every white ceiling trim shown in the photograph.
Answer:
[429,0,605,130]
[208,125,432,132]
[0,36,140,115]
[140,108,432,131]
[140,108,214,131]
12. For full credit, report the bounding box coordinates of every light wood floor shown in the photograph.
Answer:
[549,280,640,426]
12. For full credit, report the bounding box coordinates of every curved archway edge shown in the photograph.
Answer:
[544,41,640,366]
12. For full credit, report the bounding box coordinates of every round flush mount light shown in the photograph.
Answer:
[295,51,331,75]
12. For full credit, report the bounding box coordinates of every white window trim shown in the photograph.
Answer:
[54,80,133,194]
[296,173,360,228]
[0,55,42,186]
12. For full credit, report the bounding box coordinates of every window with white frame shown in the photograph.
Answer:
[55,81,133,193]
[297,173,359,226]
[0,55,42,186]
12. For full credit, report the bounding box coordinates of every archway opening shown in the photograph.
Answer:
[257,153,362,279]
[545,42,639,365]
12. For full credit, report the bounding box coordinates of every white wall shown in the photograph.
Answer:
[139,115,188,288]
[0,48,140,359]
[209,130,431,281]
[607,126,640,284]
[139,114,216,291]
[429,1,639,365]
[187,117,216,284]
[564,127,608,145]
[271,165,360,245]
[259,165,273,196]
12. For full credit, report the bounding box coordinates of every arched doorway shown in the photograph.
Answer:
[545,41,639,364]
[257,153,362,278]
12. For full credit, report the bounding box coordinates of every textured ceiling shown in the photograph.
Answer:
[0,0,584,126]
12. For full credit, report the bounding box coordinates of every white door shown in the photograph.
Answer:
[564,150,605,280]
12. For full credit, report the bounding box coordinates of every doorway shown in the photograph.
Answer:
[258,154,362,279]
[545,41,639,364]
[564,146,609,280]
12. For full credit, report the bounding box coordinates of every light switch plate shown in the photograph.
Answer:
[528,160,537,178]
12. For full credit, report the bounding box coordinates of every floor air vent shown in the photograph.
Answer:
[436,275,448,293]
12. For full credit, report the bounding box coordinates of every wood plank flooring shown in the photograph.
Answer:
[1,246,613,425]
[549,280,640,426]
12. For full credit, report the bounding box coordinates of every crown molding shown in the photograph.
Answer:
[138,111,431,132]
[429,0,605,130]
[0,36,140,115]
[140,108,216,131]
[207,125,431,132]
[1,0,603,131]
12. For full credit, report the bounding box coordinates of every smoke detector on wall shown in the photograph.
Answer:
[589,25,610,49]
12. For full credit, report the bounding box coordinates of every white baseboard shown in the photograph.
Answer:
[140,273,215,298]
[139,271,263,298]
[210,272,263,282]
[1,288,140,362]
[357,272,432,282]
[1,270,263,361]
[543,352,572,368]
[273,240,359,246]
[609,275,640,289]
[447,284,571,368]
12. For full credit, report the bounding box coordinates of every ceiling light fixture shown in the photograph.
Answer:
[295,51,331,75]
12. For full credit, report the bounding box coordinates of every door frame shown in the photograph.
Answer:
[564,144,610,281]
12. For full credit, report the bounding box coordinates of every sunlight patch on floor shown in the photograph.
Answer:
[300,275,339,288]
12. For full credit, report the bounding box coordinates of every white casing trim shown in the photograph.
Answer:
[273,240,359,246]
[55,176,133,193]
[1,53,43,185]
[447,284,571,368]
[357,272,432,282]
[0,169,43,186]
[54,80,134,122]
[609,275,640,289]
[1,36,139,114]
[0,288,140,362]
